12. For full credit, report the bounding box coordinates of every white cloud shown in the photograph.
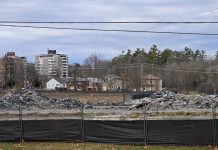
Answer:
[199,8,218,17]
[0,0,218,63]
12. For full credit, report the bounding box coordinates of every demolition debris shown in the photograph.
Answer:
[0,89,82,110]
[0,89,217,111]
[126,89,218,110]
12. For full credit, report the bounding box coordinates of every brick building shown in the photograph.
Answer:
[143,74,162,91]
[2,52,26,88]
[0,59,5,89]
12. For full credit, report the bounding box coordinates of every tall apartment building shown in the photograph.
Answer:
[35,50,68,78]
[1,52,26,88]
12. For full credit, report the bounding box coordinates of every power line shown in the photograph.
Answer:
[1,21,218,24]
[79,64,218,74]
[82,67,218,74]
[0,24,218,36]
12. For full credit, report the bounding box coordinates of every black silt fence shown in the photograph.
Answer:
[0,120,20,142]
[23,120,82,142]
[0,119,217,146]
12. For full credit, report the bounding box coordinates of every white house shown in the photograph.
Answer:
[46,78,67,90]
[102,74,123,91]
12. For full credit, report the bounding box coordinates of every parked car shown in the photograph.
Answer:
[117,89,130,93]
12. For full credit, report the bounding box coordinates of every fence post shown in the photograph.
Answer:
[213,103,217,150]
[80,101,84,143]
[143,102,148,149]
[123,94,126,103]
[18,103,23,143]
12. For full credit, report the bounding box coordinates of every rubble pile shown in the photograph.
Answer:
[0,89,217,111]
[96,102,120,106]
[0,89,81,110]
[194,95,218,109]
[127,89,218,110]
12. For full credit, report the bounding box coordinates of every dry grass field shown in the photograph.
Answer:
[0,142,213,150]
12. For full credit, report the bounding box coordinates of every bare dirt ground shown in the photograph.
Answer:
[0,108,214,121]
[37,91,126,104]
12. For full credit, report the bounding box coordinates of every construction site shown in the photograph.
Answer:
[0,49,217,147]
[0,7,218,148]
[0,88,217,146]
[0,88,217,119]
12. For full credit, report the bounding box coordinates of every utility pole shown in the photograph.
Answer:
[208,56,216,95]
[21,56,27,89]
[151,63,154,91]
[24,60,27,89]
[140,64,144,91]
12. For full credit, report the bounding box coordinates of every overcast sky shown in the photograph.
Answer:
[0,0,218,64]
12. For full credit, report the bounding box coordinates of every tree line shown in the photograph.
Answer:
[4,44,216,94]
[69,44,218,94]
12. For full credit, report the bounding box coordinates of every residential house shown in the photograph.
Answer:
[102,74,123,91]
[46,78,67,90]
[67,77,102,92]
[143,74,162,91]
[87,77,102,92]
[67,77,89,91]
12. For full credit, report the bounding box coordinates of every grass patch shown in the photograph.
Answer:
[150,111,211,117]
[0,142,212,150]
[121,111,212,119]
[84,112,108,117]
[128,112,142,118]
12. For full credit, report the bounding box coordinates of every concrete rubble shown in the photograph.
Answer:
[126,89,218,110]
[0,89,217,111]
[194,95,218,109]
[0,89,81,110]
